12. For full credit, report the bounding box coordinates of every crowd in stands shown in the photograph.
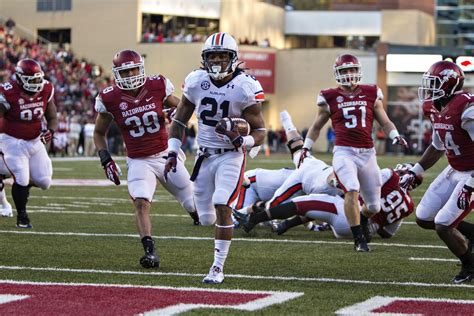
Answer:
[0,19,119,157]
[142,24,207,43]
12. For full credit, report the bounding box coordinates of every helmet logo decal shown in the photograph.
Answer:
[439,69,458,82]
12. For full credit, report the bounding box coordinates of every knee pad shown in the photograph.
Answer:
[35,177,51,190]
[366,203,380,215]
[181,196,196,214]
[199,213,216,226]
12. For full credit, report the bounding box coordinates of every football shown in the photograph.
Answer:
[216,117,251,136]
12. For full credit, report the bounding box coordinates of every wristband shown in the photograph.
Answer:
[303,137,314,149]
[388,129,400,140]
[167,138,182,153]
[242,135,255,147]
[410,163,425,176]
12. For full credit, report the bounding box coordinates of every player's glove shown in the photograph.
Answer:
[399,170,416,190]
[297,148,310,168]
[392,135,408,148]
[40,128,55,144]
[164,151,178,182]
[98,149,122,185]
[215,120,243,149]
[457,177,474,211]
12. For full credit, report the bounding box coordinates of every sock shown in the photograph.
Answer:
[141,236,155,254]
[12,183,29,214]
[269,202,297,219]
[280,111,296,133]
[458,248,474,267]
[212,239,231,270]
[351,225,363,240]
[282,215,304,230]
[458,221,474,241]
[0,182,8,206]
[250,210,270,224]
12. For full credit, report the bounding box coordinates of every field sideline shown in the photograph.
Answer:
[1,153,473,315]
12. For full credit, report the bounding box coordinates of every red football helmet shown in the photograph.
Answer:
[418,61,464,102]
[112,50,146,90]
[333,54,362,86]
[394,163,423,191]
[15,59,45,93]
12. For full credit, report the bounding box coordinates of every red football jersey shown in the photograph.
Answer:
[96,75,171,158]
[430,92,474,171]
[319,85,379,148]
[371,170,414,228]
[0,79,54,140]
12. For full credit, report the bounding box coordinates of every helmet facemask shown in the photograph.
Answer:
[334,65,362,86]
[418,73,460,102]
[202,50,238,81]
[113,62,146,90]
[17,71,45,93]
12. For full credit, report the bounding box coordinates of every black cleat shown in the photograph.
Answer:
[232,210,255,233]
[189,211,200,225]
[16,212,32,229]
[453,264,474,284]
[273,222,288,236]
[361,222,372,243]
[354,236,370,252]
[140,250,160,269]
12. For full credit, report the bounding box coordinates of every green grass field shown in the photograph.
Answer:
[1,153,473,314]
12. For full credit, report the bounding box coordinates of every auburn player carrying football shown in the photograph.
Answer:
[94,50,198,269]
[400,60,474,284]
[165,33,266,284]
[300,54,407,252]
[0,59,57,228]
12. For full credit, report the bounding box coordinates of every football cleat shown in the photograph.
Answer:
[16,212,32,229]
[232,210,255,233]
[1,202,13,217]
[140,252,160,269]
[189,211,200,226]
[354,236,370,252]
[202,266,224,284]
[273,221,288,236]
[453,263,474,284]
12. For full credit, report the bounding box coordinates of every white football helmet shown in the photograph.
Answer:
[202,32,239,80]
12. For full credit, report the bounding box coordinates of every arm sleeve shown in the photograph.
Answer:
[163,77,175,102]
[431,129,445,150]
[376,87,384,101]
[0,93,11,110]
[461,106,474,141]
[316,93,330,113]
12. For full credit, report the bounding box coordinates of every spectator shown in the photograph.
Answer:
[68,115,82,156]
[326,125,335,153]
[5,18,15,36]
[83,118,96,156]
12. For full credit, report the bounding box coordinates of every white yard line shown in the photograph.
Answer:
[0,230,447,249]
[409,257,460,263]
[26,209,189,217]
[0,266,471,289]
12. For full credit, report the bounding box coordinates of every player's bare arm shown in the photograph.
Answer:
[44,100,58,131]
[163,94,180,109]
[168,95,195,141]
[242,103,266,146]
[373,99,406,147]
[93,112,113,151]
[305,109,330,145]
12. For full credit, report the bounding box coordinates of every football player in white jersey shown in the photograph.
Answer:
[165,33,266,284]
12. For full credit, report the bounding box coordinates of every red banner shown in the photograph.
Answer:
[240,51,276,94]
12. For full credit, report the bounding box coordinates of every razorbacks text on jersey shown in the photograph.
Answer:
[429,92,474,171]
[318,85,383,148]
[95,75,174,158]
[182,69,264,149]
[369,169,414,228]
[0,79,54,140]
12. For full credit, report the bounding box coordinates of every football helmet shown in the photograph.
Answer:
[333,54,362,86]
[112,50,146,90]
[202,32,239,81]
[418,61,464,102]
[15,59,45,93]
[394,163,423,190]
